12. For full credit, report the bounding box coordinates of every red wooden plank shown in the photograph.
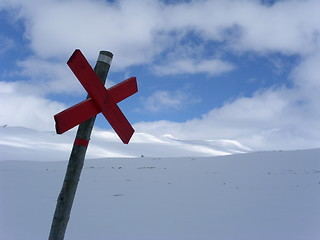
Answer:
[54,98,99,134]
[101,101,135,144]
[108,77,138,103]
[67,50,108,109]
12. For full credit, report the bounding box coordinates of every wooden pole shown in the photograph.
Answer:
[48,50,113,240]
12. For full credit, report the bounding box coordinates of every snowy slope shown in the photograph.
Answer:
[0,127,251,160]
[1,149,320,240]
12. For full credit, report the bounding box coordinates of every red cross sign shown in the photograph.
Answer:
[54,49,138,144]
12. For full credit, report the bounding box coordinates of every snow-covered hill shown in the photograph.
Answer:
[0,126,251,161]
[0,149,319,240]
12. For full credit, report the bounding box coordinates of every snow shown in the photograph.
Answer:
[0,127,252,161]
[1,146,320,239]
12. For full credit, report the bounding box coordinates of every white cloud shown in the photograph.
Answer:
[2,0,320,66]
[136,0,320,150]
[227,0,320,55]
[2,0,165,69]
[1,0,319,78]
[0,81,65,130]
[292,53,320,95]
[160,0,320,56]
[135,50,320,151]
[153,58,235,76]
[142,90,200,112]
[15,57,84,95]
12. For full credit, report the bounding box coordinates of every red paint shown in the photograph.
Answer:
[74,138,90,147]
[54,49,138,144]
[54,98,99,134]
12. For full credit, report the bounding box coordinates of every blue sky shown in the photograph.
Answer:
[1,0,320,151]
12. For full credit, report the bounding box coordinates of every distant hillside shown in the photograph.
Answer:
[0,126,251,161]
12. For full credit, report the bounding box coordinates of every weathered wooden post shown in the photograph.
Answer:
[48,50,113,240]
[49,49,137,240]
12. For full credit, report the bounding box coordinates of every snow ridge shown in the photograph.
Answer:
[0,127,251,161]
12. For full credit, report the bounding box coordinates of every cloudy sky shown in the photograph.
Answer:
[1,0,320,151]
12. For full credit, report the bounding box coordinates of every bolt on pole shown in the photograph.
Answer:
[48,50,113,240]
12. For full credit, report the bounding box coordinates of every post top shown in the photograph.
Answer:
[98,51,113,65]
